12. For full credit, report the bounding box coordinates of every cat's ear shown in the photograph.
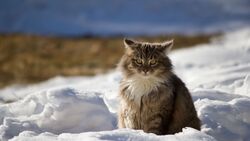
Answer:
[159,39,174,53]
[124,38,138,49]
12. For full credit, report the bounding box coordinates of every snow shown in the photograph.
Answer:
[0,0,250,36]
[0,88,115,139]
[197,98,250,141]
[9,128,216,141]
[1,28,250,141]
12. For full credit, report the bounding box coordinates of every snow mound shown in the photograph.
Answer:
[10,128,216,141]
[196,97,250,141]
[0,88,115,140]
[1,28,250,140]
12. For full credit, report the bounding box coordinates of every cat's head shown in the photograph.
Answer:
[119,38,173,78]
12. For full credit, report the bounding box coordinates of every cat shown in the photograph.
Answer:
[117,38,200,135]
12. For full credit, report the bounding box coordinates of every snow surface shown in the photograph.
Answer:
[0,0,250,36]
[0,28,250,141]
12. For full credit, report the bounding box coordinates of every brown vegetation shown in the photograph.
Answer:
[0,34,215,88]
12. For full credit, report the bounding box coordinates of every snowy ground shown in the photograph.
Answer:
[0,28,250,141]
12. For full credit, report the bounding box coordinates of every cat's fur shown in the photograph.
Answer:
[118,39,200,135]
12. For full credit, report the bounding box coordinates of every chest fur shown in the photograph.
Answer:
[122,75,164,105]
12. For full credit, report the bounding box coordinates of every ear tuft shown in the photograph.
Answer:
[123,38,138,49]
[160,39,174,53]
[124,38,135,46]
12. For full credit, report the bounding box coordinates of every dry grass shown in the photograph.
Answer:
[0,34,216,88]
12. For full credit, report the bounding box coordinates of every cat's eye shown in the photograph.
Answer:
[149,60,157,66]
[135,59,143,65]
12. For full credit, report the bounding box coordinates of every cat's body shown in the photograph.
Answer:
[118,39,200,135]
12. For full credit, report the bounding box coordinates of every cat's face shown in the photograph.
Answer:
[120,39,173,78]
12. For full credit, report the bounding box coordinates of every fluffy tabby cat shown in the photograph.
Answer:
[118,38,200,135]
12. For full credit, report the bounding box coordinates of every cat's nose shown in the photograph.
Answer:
[142,69,148,74]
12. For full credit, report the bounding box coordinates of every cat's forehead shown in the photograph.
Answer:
[132,43,162,58]
[134,43,160,53]
[124,39,173,55]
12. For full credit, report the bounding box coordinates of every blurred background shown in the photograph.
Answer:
[0,0,250,88]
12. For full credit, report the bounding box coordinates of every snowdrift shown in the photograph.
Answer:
[0,28,250,141]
